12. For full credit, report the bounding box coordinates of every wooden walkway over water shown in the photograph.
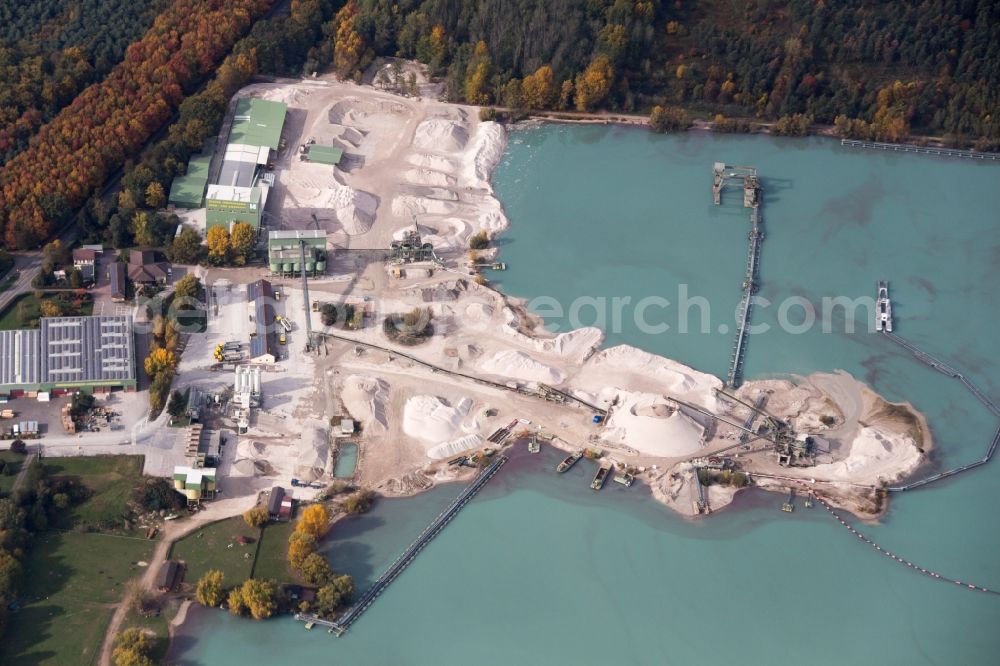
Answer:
[297,455,509,635]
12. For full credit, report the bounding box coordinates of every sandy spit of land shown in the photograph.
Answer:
[170,66,930,521]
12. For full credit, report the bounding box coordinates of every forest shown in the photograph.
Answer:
[335,0,998,145]
[0,1,170,164]
[0,0,281,248]
[1,0,998,249]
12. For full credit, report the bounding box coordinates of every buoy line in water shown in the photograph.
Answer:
[784,480,998,596]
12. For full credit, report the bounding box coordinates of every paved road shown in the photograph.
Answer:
[0,253,41,312]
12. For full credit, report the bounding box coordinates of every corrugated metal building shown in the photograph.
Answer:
[205,98,287,232]
[0,316,136,394]
[247,279,277,363]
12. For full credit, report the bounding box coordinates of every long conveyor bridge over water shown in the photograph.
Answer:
[713,163,764,388]
[297,455,509,635]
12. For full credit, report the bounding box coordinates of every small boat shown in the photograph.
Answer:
[528,436,540,453]
[556,451,583,473]
[613,472,634,487]
[305,621,315,630]
[876,281,893,332]
[591,465,611,491]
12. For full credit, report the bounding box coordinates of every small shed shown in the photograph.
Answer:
[110,262,127,302]
[156,560,182,592]
[279,496,293,521]
[305,144,344,166]
[267,486,285,520]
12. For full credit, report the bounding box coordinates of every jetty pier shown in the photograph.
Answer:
[297,454,509,635]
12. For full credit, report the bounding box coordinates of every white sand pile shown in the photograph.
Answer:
[479,350,566,385]
[341,375,389,434]
[413,119,468,152]
[232,440,274,476]
[391,193,461,218]
[407,153,461,172]
[601,391,706,457]
[462,121,507,184]
[427,434,484,460]
[260,87,309,107]
[286,176,377,234]
[403,395,474,444]
[463,302,494,323]
[328,97,407,126]
[589,345,722,406]
[502,322,603,362]
[414,217,474,248]
[294,423,330,482]
[810,427,921,484]
[404,168,456,187]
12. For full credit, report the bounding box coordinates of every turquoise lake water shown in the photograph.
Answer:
[334,442,358,478]
[170,128,1000,664]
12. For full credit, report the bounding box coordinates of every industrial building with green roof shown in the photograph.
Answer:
[168,154,211,209]
[204,98,288,232]
[229,98,287,150]
[267,230,327,276]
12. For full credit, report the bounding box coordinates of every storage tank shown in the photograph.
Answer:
[316,259,327,273]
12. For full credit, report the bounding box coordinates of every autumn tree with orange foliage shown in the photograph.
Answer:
[0,0,276,249]
[521,66,557,110]
[574,56,614,112]
[333,1,370,80]
[296,504,331,539]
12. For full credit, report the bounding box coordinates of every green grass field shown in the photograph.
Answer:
[252,520,297,583]
[1,531,155,666]
[43,455,144,531]
[170,516,299,590]
[0,449,26,494]
[169,516,260,585]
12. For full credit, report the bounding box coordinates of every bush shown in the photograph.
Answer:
[9,440,26,454]
[296,504,330,539]
[167,389,188,418]
[713,114,755,134]
[196,569,225,607]
[344,489,375,515]
[772,113,813,136]
[132,478,184,513]
[112,628,153,666]
[649,105,688,133]
[320,303,338,326]
[478,107,497,122]
[232,578,278,620]
[382,308,434,346]
[313,575,354,617]
[298,552,334,586]
[287,531,318,570]
[469,231,489,249]
[243,505,269,528]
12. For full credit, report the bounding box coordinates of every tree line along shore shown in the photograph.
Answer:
[1,0,998,250]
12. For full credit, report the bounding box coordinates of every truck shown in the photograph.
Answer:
[276,316,293,333]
